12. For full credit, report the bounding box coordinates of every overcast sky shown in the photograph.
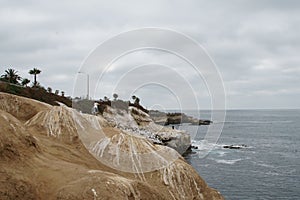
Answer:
[1,0,300,109]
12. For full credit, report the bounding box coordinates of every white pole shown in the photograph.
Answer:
[78,71,90,100]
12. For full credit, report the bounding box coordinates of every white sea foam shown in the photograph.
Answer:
[255,162,275,168]
[265,171,280,176]
[214,159,242,165]
[191,139,222,151]
[216,151,227,157]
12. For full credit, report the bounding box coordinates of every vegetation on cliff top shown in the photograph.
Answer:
[0,68,210,126]
[0,68,71,106]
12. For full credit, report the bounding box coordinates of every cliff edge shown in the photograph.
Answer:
[0,92,224,200]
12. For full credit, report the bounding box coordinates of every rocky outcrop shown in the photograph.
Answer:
[149,110,212,126]
[0,93,224,200]
[103,106,191,155]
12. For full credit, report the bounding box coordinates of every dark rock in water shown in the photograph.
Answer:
[198,120,213,125]
[182,145,199,157]
[182,145,197,156]
[223,144,248,149]
[190,119,212,125]
[223,145,241,149]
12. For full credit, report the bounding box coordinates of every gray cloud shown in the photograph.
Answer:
[0,0,299,109]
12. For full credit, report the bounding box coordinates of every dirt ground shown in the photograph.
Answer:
[0,93,223,200]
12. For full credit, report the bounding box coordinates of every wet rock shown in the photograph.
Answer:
[223,144,248,149]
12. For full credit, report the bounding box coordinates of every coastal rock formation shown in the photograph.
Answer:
[149,110,212,126]
[0,92,224,200]
[103,106,191,155]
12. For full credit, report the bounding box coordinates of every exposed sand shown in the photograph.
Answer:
[0,92,223,200]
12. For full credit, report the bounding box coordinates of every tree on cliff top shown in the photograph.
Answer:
[29,68,41,87]
[113,93,118,100]
[1,68,21,84]
[21,78,30,87]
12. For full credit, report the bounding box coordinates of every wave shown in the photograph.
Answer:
[191,139,223,151]
[192,140,252,150]
[214,159,242,165]
[254,162,275,168]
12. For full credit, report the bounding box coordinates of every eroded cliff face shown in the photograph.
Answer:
[0,92,224,200]
[103,106,191,155]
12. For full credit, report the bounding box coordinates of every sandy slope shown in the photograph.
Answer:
[0,92,223,200]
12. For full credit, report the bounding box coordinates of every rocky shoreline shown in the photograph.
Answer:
[0,92,224,200]
[149,110,213,126]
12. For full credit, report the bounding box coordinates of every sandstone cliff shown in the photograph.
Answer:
[0,92,223,200]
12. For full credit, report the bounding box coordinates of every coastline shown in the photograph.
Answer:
[0,92,224,199]
[149,110,213,126]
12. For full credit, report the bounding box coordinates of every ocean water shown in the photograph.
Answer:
[181,109,300,200]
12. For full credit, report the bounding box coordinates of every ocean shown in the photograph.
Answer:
[180,109,300,200]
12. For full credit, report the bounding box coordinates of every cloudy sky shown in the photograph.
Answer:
[1,0,300,109]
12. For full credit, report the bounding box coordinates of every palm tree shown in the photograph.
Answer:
[29,68,41,86]
[1,68,21,84]
[21,78,30,87]
[113,93,118,101]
